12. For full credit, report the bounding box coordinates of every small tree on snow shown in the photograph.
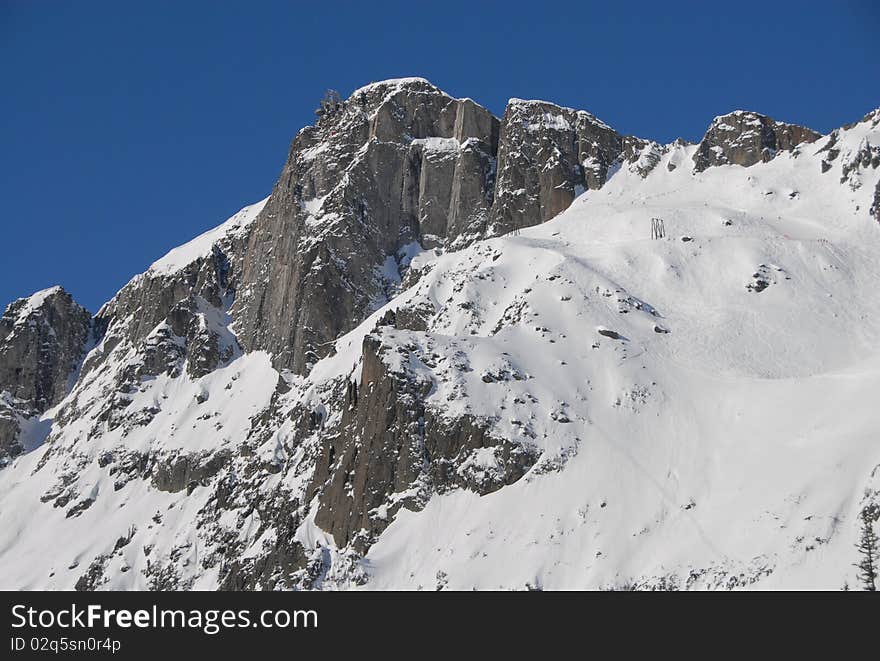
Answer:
[320,89,342,113]
[855,504,879,591]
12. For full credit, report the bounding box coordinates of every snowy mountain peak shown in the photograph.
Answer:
[350,76,438,97]
[1,81,880,590]
[846,107,880,130]
[1,285,92,464]
[505,97,614,132]
[148,198,268,277]
[2,285,86,332]
[5,285,64,324]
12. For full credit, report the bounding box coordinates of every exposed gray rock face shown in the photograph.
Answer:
[32,221,259,468]
[150,449,231,493]
[82,226,251,403]
[817,110,880,190]
[92,237,244,373]
[872,180,880,224]
[489,99,625,237]
[225,84,680,376]
[693,110,820,172]
[622,137,667,178]
[0,287,91,462]
[817,129,841,173]
[229,85,670,375]
[306,327,537,552]
[0,401,22,462]
[839,136,880,190]
[232,79,499,374]
[0,287,91,410]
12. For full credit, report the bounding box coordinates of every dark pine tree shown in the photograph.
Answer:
[855,505,879,591]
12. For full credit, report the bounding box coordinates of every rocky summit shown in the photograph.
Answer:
[1,79,880,590]
[0,286,92,464]
[692,110,821,172]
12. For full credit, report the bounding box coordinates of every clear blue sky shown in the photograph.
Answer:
[1,1,877,312]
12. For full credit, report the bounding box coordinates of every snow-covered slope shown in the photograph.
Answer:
[356,116,880,589]
[0,99,878,590]
[148,198,268,276]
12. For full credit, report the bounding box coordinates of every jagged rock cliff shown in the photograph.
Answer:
[692,110,820,172]
[872,180,880,224]
[488,99,628,236]
[231,79,500,375]
[307,326,538,552]
[91,199,260,382]
[0,287,91,463]
[229,80,659,375]
[1,79,880,591]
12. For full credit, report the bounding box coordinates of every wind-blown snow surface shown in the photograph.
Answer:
[148,198,268,275]
[346,112,880,590]
[8,286,65,327]
[1,111,879,590]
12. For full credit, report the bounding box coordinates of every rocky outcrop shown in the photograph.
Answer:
[817,129,841,174]
[693,110,820,172]
[229,83,668,375]
[623,138,667,178]
[91,234,245,375]
[839,137,880,191]
[35,222,259,466]
[0,400,22,463]
[872,180,880,224]
[232,79,500,374]
[817,110,880,190]
[52,231,251,446]
[404,132,498,248]
[0,287,92,411]
[0,287,91,462]
[307,329,537,552]
[489,99,625,237]
[150,449,231,493]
